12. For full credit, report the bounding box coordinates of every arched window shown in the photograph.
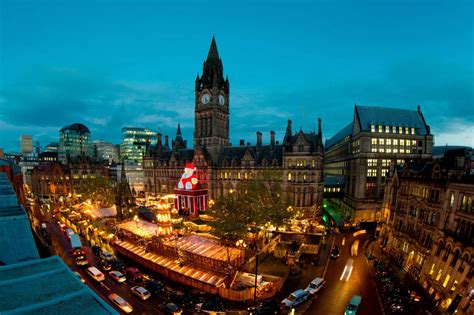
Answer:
[288,173,292,181]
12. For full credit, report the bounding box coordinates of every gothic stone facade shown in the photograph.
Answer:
[143,37,324,216]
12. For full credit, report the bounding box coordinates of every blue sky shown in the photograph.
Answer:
[0,0,473,152]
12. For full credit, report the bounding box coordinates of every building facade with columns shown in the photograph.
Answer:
[143,37,324,217]
[379,157,473,314]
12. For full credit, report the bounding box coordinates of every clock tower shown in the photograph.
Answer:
[194,36,230,152]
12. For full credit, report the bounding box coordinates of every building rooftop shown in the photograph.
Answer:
[60,123,90,134]
[0,256,118,314]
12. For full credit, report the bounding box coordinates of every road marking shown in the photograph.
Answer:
[322,236,335,278]
[101,283,110,291]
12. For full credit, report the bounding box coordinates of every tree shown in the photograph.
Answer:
[208,170,293,243]
[79,175,116,208]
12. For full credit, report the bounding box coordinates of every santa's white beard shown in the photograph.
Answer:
[182,172,193,179]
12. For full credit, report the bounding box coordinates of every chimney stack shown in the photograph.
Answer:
[165,135,169,147]
[417,104,421,113]
[240,139,245,146]
[256,132,262,146]
[270,131,275,146]
[157,133,162,145]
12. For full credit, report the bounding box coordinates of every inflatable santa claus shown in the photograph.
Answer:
[177,163,199,190]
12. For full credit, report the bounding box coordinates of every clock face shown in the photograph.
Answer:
[201,93,210,104]
[218,95,225,105]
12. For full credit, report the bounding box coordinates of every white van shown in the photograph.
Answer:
[305,277,325,294]
[87,266,105,282]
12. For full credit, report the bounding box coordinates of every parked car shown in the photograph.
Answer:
[125,267,142,282]
[110,259,127,271]
[305,277,325,295]
[161,302,183,315]
[145,279,165,295]
[108,293,133,313]
[345,295,362,315]
[247,299,280,314]
[330,246,340,259]
[109,270,126,283]
[281,289,309,309]
[131,286,151,300]
[100,251,115,261]
[195,297,225,313]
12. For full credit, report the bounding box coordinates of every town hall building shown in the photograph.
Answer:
[143,37,324,217]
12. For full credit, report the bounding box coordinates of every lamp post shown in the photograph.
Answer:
[134,215,139,227]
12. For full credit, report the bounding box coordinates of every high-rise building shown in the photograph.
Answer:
[120,127,157,162]
[58,123,92,163]
[20,135,33,155]
[143,37,324,216]
[93,140,119,163]
[324,105,433,222]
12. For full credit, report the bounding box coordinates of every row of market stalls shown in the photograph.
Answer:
[113,218,282,300]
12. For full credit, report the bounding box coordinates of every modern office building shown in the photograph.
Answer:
[44,142,59,153]
[143,37,324,216]
[379,153,473,315]
[324,105,433,222]
[20,135,33,155]
[94,140,119,163]
[58,123,92,163]
[120,127,157,162]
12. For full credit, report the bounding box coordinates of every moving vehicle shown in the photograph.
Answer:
[305,277,325,295]
[131,286,151,300]
[108,293,133,313]
[125,267,142,282]
[92,245,102,257]
[86,266,105,282]
[98,259,112,271]
[330,246,340,259]
[345,295,362,315]
[109,270,126,283]
[281,289,309,308]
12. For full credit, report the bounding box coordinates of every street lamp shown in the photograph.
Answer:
[134,215,139,227]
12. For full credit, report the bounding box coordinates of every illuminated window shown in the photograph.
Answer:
[411,128,415,135]
[379,148,385,153]
[303,174,307,181]
[370,124,375,132]
[378,125,383,133]
[224,172,228,179]
[367,159,377,167]
[449,193,455,208]
[399,148,405,154]
[393,148,398,153]
[405,127,409,135]
[392,126,397,133]
[400,139,405,146]
[436,269,443,281]
[372,139,377,145]
[237,172,241,180]
[386,139,392,145]
[399,126,403,134]
[442,274,450,287]
[379,139,385,145]
[412,140,417,146]
[371,147,377,153]
[429,264,435,275]
[287,173,292,181]
[311,160,315,168]
[451,280,458,291]
[385,126,390,133]
[386,148,392,153]
[244,172,248,179]
[393,139,398,146]
[367,169,377,177]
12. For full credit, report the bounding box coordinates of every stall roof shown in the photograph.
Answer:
[166,234,243,262]
[117,219,159,237]
[115,240,226,287]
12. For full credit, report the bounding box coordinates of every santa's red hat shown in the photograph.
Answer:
[184,163,195,170]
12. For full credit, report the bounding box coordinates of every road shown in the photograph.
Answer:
[48,219,170,314]
[303,232,383,315]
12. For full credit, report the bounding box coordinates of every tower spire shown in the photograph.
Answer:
[207,35,219,61]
